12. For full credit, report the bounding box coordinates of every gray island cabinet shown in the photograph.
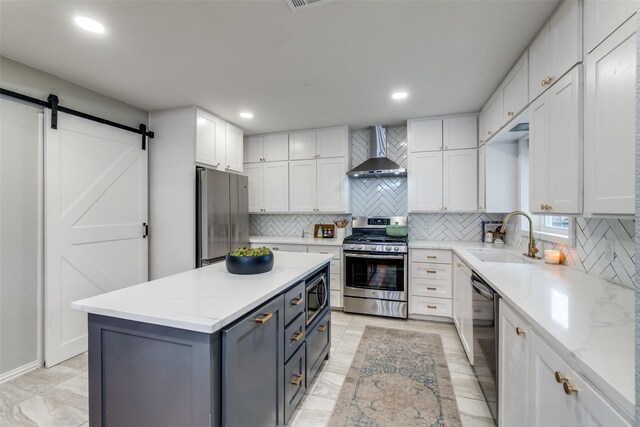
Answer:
[72,252,334,427]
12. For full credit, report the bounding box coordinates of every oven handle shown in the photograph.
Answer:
[344,253,405,260]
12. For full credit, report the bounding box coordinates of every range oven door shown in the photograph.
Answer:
[343,252,407,301]
[306,273,328,326]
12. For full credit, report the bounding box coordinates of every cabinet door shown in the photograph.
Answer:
[443,148,477,212]
[458,260,473,365]
[585,0,637,53]
[547,66,582,214]
[484,90,503,139]
[503,53,529,121]
[317,127,348,159]
[196,112,223,168]
[499,301,530,427]
[408,151,443,211]
[222,296,285,427]
[529,92,550,213]
[244,136,263,164]
[225,123,243,172]
[443,116,477,150]
[263,161,289,213]
[550,0,582,83]
[529,24,551,102]
[316,157,348,212]
[478,144,486,211]
[408,119,442,152]
[478,109,486,146]
[263,133,289,162]
[289,131,317,160]
[244,163,263,213]
[289,160,317,212]
[585,19,636,215]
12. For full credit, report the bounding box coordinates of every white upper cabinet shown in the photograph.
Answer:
[289,160,317,212]
[502,53,529,122]
[244,163,263,213]
[478,144,486,211]
[224,123,243,173]
[529,0,582,103]
[262,161,289,213]
[196,110,225,169]
[444,149,478,212]
[478,109,486,146]
[316,158,349,212]
[484,90,504,139]
[408,151,443,211]
[244,133,289,163]
[289,126,348,160]
[584,17,636,216]
[443,116,477,150]
[529,66,582,214]
[585,0,637,53]
[408,118,443,152]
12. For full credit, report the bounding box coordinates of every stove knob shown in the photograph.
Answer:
[385,246,392,252]
[394,246,400,252]
[356,245,363,250]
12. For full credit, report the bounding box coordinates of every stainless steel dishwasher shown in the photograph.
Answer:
[471,272,499,425]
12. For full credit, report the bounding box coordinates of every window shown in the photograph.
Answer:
[517,139,574,245]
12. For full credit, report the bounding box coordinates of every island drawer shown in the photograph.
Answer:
[284,313,305,361]
[284,345,306,424]
[306,309,330,386]
[284,281,305,325]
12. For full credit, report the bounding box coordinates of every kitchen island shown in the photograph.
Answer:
[72,251,334,427]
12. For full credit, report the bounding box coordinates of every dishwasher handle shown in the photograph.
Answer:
[471,273,494,301]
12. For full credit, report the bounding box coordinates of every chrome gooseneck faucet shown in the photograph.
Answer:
[499,211,540,259]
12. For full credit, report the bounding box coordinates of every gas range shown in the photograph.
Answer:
[342,216,408,253]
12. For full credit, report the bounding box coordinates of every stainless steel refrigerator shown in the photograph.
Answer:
[195,167,249,267]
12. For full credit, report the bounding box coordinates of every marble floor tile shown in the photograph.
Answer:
[2,395,88,427]
[309,371,346,401]
[292,409,332,427]
[41,374,89,412]
[456,397,493,419]
[450,371,486,400]
[5,372,60,395]
[460,412,496,427]
[59,354,88,372]
[0,383,34,414]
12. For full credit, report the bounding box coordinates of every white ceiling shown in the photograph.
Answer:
[0,0,559,135]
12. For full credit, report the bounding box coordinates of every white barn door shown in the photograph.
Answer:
[44,110,148,367]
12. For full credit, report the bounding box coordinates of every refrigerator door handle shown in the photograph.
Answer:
[197,168,208,268]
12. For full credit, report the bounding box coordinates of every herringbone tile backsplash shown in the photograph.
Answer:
[249,125,636,288]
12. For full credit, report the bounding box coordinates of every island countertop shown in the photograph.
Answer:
[72,252,333,334]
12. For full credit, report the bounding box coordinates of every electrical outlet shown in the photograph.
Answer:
[605,239,615,262]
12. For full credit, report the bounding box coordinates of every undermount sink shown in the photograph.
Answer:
[468,250,526,264]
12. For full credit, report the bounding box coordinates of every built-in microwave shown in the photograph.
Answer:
[305,271,328,326]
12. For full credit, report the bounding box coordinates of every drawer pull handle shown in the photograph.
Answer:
[516,327,526,336]
[427,287,437,291]
[289,297,304,306]
[426,270,437,274]
[255,312,273,324]
[563,382,578,395]
[291,331,304,342]
[319,252,328,254]
[427,305,437,309]
[290,374,304,386]
[474,309,482,313]
[554,371,569,384]
[427,256,437,259]
[318,324,327,332]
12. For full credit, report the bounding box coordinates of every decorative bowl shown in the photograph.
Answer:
[226,252,274,275]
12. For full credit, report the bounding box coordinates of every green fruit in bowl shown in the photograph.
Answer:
[229,246,272,257]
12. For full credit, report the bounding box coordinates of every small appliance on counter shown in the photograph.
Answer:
[342,216,408,319]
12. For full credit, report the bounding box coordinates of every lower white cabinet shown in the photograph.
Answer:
[245,161,289,213]
[499,300,631,427]
[409,249,452,319]
[452,256,473,364]
[584,17,636,216]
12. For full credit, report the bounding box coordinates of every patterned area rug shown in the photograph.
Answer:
[329,326,462,427]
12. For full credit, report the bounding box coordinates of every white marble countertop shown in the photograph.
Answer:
[72,252,333,334]
[250,235,344,247]
[410,240,634,418]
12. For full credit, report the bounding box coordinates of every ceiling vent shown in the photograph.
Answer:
[287,0,334,12]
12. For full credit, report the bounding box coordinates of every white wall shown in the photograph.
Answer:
[0,57,148,378]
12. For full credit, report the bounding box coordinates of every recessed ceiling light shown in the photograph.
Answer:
[239,112,254,119]
[74,16,105,34]
[391,91,408,100]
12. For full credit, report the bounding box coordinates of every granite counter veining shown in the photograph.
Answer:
[410,240,634,418]
[72,252,333,334]
[250,236,344,247]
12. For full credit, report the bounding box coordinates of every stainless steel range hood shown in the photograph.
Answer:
[347,126,407,178]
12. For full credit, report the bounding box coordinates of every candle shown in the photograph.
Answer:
[544,250,564,265]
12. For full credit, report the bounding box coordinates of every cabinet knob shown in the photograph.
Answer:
[444,145,448,150]
[562,381,578,395]
[254,312,273,324]
[444,207,447,211]
[515,327,526,336]
[554,371,569,384]
[263,157,266,161]
[216,162,221,166]
[488,131,492,135]
[541,76,553,86]
[508,111,514,117]
[290,373,304,386]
